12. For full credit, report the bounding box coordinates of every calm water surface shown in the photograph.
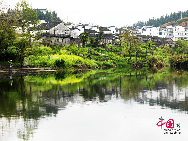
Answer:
[0,69,188,141]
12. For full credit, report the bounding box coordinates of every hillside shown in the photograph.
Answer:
[161,17,188,27]
[134,10,188,27]
[34,9,62,23]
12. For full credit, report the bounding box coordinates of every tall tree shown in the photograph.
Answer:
[120,30,138,60]
[79,32,88,48]
[89,31,104,48]
[96,30,104,46]
[35,9,61,23]
[14,0,39,67]
[0,2,16,60]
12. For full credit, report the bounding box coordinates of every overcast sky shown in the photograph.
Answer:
[3,0,188,27]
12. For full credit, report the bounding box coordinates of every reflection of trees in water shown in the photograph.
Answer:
[0,117,38,141]
[17,119,38,141]
[0,76,51,140]
[134,77,188,112]
[0,70,188,140]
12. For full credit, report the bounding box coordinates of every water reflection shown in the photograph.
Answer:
[0,69,188,140]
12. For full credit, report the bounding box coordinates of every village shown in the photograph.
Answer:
[28,9,188,47]
[36,20,188,46]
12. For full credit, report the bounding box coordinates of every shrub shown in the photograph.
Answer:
[147,56,164,68]
[26,46,54,56]
[55,59,65,68]
[169,55,188,69]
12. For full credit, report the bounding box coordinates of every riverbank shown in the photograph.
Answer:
[24,44,188,70]
[0,68,56,79]
[1,42,188,71]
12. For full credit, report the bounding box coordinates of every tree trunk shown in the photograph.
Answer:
[83,42,85,48]
[146,47,147,58]
[129,42,132,60]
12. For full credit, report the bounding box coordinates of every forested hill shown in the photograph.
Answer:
[134,10,188,27]
[34,9,62,23]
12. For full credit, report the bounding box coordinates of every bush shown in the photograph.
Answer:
[25,46,54,56]
[55,59,65,68]
[147,56,164,68]
[4,46,20,61]
[96,60,114,68]
[169,55,188,69]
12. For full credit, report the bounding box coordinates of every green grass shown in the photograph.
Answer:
[25,54,98,69]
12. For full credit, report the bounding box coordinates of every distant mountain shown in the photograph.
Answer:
[34,9,62,23]
[134,10,188,27]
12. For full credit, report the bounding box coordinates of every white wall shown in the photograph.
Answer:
[173,26,188,41]
[71,29,82,38]
[91,26,99,32]
[141,26,159,37]
[108,26,116,34]
[49,22,71,35]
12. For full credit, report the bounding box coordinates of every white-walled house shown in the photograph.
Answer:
[49,22,71,36]
[158,27,170,38]
[141,26,160,37]
[159,26,188,41]
[185,27,188,40]
[137,25,188,42]
[84,24,92,30]
[76,25,85,31]
[172,26,188,41]
[91,26,99,32]
[70,28,83,38]
[99,27,111,34]
[108,26,116,34]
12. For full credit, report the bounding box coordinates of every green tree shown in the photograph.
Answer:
[14,0,39,67]
[147,41,156,56]
[177,38,188,54]
[79,32,88,48]
[89,31,104,48]
[96,30,104,45]
[120,30,138,60]
[0,6,16,61]
[142,40,156,58]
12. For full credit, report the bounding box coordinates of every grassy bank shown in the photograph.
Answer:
[1,39,188,71]
[25,54,97,69]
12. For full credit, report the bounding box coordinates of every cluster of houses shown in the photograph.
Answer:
[13,9,188,46]
[25,8,186,47]
[38,20,188,47]
[134,25,188,42]
[37,20,121,46]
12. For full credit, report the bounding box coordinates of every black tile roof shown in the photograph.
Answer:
[84,29,98,34]
[36,22,61,30]
[99,27,110,31]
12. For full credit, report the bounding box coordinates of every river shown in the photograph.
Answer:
[0,68,188,141]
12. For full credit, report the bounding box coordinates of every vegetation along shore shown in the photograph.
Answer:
[0,0,187,72]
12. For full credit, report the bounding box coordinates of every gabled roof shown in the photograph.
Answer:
[84,29,98,34]
[36,22,61,30]
[99,27,110,31]
[102,34,114,39]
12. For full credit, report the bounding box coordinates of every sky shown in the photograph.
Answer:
[3,0,188,27]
